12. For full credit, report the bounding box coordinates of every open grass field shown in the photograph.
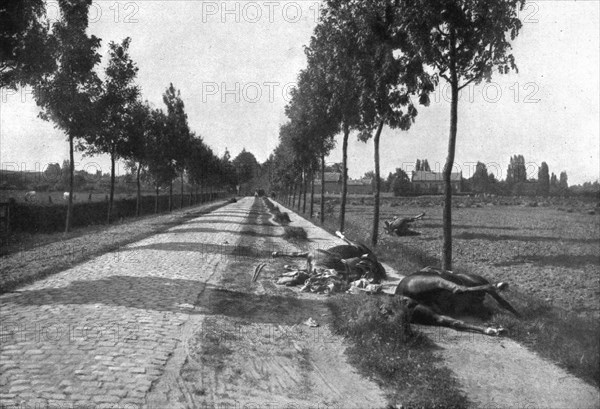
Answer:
[349,201,600,318]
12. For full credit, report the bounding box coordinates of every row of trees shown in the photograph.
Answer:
[1,0,237,232]
[470,158,569,196]
[267,0,525,269]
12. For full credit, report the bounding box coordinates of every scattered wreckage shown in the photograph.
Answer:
[383,212,425,236]
[271,231,387,294]
[269,231,519,336]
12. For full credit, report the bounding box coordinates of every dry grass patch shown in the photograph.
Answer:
[282,226,307,241]
[327,293,469,408]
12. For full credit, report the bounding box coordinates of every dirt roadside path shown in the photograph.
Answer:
[274,200,600,409]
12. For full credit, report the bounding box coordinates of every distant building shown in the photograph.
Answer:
[314,172,373,195]
[412,170,462,194]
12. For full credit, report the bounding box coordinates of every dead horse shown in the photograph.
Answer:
[395,266,520,336]
[271,231,387,282]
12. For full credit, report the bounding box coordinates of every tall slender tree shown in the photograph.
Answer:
[307,6,361,232]
[122,100,152,216]
[326,0,433,246]
[87,37,139,224]
[162,83,192,209]
[146,107,177,212]
[403,0,524,269]
[33,0,101,232]
[472,162,490,193]
[537,162,550,197]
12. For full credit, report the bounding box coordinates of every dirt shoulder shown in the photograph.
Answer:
[275,200,600,409]
[0,200,228,293]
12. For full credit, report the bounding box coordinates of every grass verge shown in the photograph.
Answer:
[493,290,599,387]
[282,226,308,241]
[327,292,469,408]
[262,197,291,224]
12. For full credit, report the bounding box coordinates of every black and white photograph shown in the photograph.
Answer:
[1,0,599,408]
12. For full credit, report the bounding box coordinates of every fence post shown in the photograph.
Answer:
[0,201,10,236]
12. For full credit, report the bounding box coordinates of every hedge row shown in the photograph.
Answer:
[10,192,226,233]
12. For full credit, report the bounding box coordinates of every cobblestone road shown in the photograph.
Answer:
[0,198,270,409]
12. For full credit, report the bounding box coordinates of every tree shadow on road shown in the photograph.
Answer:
[164,227,283,239]
[116,241,276,260]
[3,275,326,328]
[186,220,275,227]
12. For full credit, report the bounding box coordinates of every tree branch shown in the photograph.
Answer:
[457,76,478,91]
[438,69,451,83]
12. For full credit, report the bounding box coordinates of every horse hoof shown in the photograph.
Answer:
[485,327,505,336]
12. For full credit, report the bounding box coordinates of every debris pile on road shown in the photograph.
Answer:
[347,278,383,294]
[276,266,349,294]
[275,264,383,295]
[271,231,388,294]
[262,197,291,224]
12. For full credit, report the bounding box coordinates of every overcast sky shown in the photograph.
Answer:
[1,0,598,184]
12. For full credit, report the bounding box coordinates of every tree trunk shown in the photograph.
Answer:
[65,136,74,233]
[302,169,307,214]
[180,172,184,208]
[309,168,315,218]
[297,179,302,211]
[371,120,384,247]
[155,183,159,214]
[292,184,297,209]
[340,121,349,232]
[135,163,141,217]
[442,30,459,271]
[169,181,173,212]
[320,154,325,224]
[107,148,116,224]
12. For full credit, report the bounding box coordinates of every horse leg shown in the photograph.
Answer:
[271,251,309,258]
[412,304,504,336]
[271,251,312,273]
